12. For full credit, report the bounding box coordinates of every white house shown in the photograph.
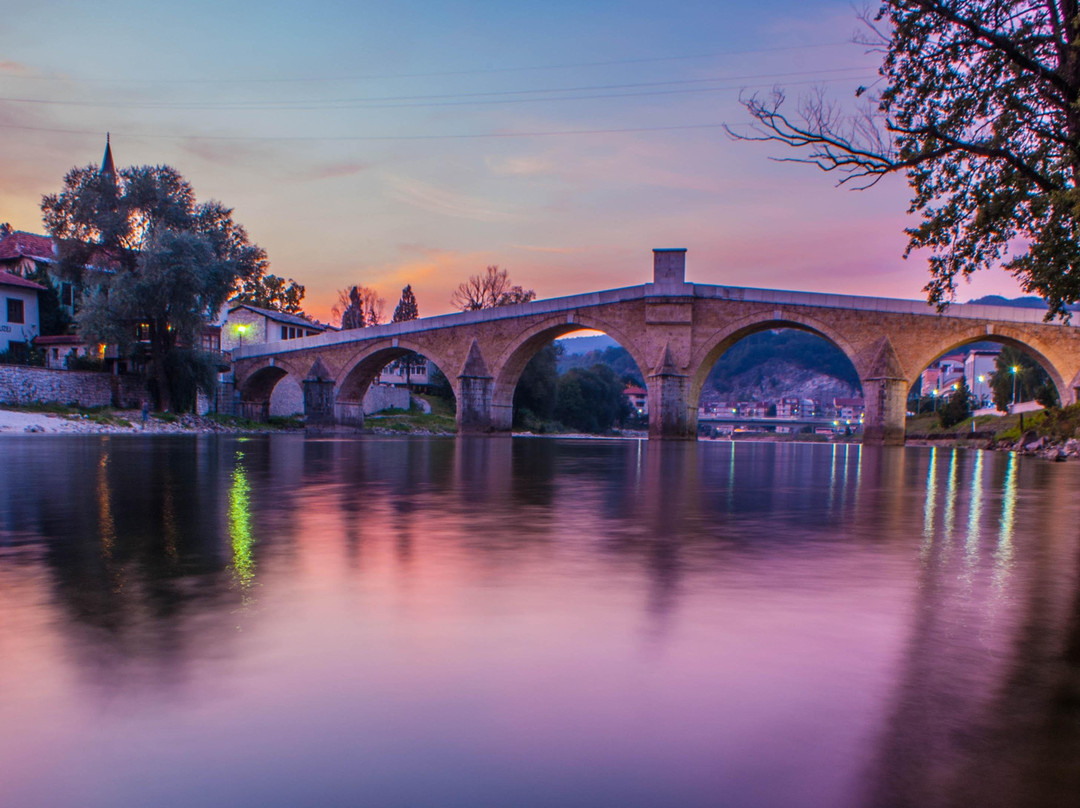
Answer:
[0,271,42,353]
[220,303,329,353]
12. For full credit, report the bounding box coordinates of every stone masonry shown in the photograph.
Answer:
[233,250,1080,445]
[0,365,147,409]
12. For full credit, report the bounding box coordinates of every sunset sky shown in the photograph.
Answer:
[0,0,1030,324]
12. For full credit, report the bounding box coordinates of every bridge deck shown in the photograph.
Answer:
[233,281,1068,360]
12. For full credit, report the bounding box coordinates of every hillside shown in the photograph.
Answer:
[555,328,862,403]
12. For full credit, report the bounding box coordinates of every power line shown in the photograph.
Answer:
[0,67,873,111]
[3,41,857,85]
[0,121,736,141]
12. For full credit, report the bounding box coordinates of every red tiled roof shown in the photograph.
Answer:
[0,270,45,291]
[623,386,646,395]
[33,335,85,345]
[0,231,55,262]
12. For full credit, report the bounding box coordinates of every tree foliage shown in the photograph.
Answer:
[233,273,305,314]
[334,285,384,329]
[732,0,1080,319]
[451,265,535,311]
[554,364,631,433]
[513,343,561,426]
[392,284,419,322]
[939,376,972,427]
[41,163,266,410]
[989,344,1058,410]
[26,266,72,337]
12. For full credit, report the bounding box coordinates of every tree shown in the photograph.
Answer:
[334,285,384,329]
[451,265,535,311]
[554,364,631,433]
[939,376,972,427]
[989,344,1058,411]
[42,163,266,411]
[389,284,422,387]
[26,266,72,337]
[731,1,1080,319]
[392,284,419,322]
[513,343,561,426]
[233,273,305,314]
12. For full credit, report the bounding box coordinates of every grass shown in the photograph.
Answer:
[366,410,458,434]
[906,406,1072,443]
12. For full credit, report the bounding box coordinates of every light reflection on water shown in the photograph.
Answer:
[0,435,1079,808]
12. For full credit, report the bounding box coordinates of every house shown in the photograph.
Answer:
[920,355,965,396]
[221,304,328,352]
[624,385,647,415]
[0,271,43,354]
[964,348,1001,405]
[776,397,801,418]
[832,397,865,421]
[34,334,103,369]
[378,355,433,389]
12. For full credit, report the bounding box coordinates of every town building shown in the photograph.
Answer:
[624,385,647,415]
[964,348,1001,406]
[221,304,328,353]
[0,271,42,353]
[832,397,865,421]
[33,334,103,369]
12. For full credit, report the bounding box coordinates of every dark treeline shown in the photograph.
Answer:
[515,343,632,433]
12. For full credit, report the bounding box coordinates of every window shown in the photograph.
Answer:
[6,298,24,324]
[281,325,288,340]
[60,282,74,307]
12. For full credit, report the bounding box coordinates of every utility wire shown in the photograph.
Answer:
[0,67,873,111]
[3,41,857,85]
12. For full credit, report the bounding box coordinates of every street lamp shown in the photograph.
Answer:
[237,324,247,349]
[932,389,939,413]
[1011,365,1019,409]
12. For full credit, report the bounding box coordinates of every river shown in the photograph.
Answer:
[1,435,1078,807]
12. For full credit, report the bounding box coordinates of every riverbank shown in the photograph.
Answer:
[0,404,298,435]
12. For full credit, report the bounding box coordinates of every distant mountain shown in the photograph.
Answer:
[966,295,1050,309]
[557,334,619,355]
[554,329,861,404]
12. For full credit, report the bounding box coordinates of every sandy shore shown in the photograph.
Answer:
[0,407,281,435]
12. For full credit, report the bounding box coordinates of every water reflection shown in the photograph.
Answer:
[0,436,1078,808]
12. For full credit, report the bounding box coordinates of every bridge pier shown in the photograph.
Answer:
[648,344,695,440]
[862,378,907,446]
[860,338,908,446]
[457,339,497,434]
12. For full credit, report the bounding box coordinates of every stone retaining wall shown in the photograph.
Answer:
[0,364,147,408]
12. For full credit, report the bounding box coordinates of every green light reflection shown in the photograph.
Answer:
[229,451,256,590]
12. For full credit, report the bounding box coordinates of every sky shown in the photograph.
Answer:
[0,0,1031,324]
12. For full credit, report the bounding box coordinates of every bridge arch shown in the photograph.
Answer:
[688,311,863,411]
[490,313,651,431]
[236,357,307,420]
[335,338,460,424]
[906,325,1071,409]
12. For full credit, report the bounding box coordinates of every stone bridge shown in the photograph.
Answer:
[232,250,1080,444]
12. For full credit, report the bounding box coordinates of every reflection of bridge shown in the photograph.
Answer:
[233,250,1080,444]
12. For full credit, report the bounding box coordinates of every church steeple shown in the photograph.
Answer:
[100,133,116,182]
